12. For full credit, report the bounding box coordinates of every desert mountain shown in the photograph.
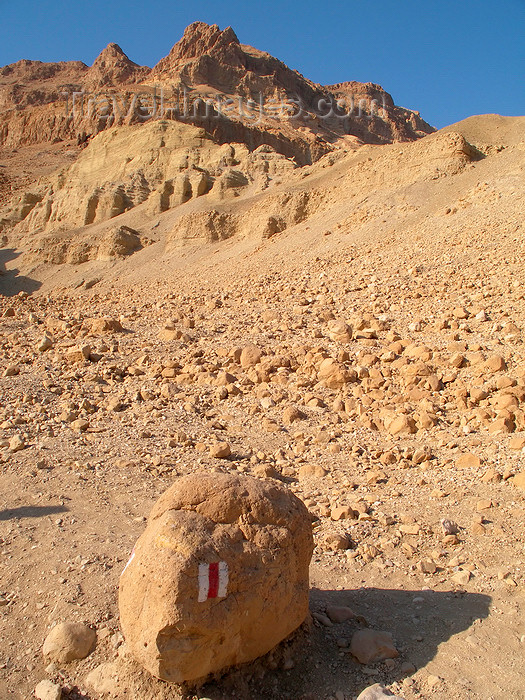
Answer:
[0,21,433,158]
[1,20,525,700]
[0,22,437,258]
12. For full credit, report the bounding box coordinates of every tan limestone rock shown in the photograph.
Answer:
[512,472,525,490]
[42,622,96,663]
[119,473,313,683]
[209,442,231,459]
[456,453,481,469]
[240,345,263,368]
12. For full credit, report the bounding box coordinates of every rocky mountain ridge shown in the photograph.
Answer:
[0,21,436,265]
[0,21,434,157]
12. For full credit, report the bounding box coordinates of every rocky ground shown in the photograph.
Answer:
[1,111,525,697]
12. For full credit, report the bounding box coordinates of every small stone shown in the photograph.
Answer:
[476,499,492,511]
[90,317,124,333]
[312,612,333,627]
[399,523,420,535]
[85,661,120,695]
[331,505,357,521]
[209,442,231,459]
[298,464,328,479]
[240,345,262,368]
[512,472,525,490]
[3,364,20,377]
[350,629,399,664]
[70,419,89,432]
[480,468,501,483]
[356,682,404,700]
[443,534,459,545]
[426,674,441,688]
[327,319,352,343]
[322,532,351,551]
[253,464,281,479]
[326,606,355,623]
[42,622,96,663]
[282,406,305,424]
[8,434,26,452]
[451,570,471,585]
[453,306,469,319]
[37,335,54,352]
[441,519,459,535]
[471,521,486,535]
[482,355,506,373]
[387,415,417,435]
[65,345,91,363]
[456,453,481,469]
[34,680,62,700]
[400,661,416,675]
[417,559,437,574]
[509,436,525,450]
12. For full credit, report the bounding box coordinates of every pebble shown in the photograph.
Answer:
[356,683,405,700]
[209,442,232,458]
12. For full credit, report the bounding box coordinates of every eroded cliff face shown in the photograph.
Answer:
[0,21,437,264]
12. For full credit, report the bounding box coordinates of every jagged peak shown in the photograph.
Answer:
[164,21,241,61]
[92,42,138,68]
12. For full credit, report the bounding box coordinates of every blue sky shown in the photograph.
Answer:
[1,0,524,128]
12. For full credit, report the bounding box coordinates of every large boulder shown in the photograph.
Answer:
[119,472,313,683]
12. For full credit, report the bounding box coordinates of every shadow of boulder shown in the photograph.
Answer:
[110,586,490,700]
[0,505,68,520]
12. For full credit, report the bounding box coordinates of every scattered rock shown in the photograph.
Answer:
[298,464,328,479]
[451,570,471,585]
[356,682,404,699]
[512,472,525,490]
[456,453,481,469]
[326,606,355,623]
[282,406,305,424]
[85,661,121,696]
[34,680,62,700]
[37,335,54,352]
[350,629,399,664]
[240,345,263,368]
[42,622,97,663]
[441,519,459,535]
[209,442,231,458]
[89,317,124,333]
[8,434,25,452]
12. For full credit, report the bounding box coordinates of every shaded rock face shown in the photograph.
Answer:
[119,472,313,683]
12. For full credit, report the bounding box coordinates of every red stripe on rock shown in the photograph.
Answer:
[208,562,219,598]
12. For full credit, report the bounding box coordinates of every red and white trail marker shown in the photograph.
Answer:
[198,561,228,602]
